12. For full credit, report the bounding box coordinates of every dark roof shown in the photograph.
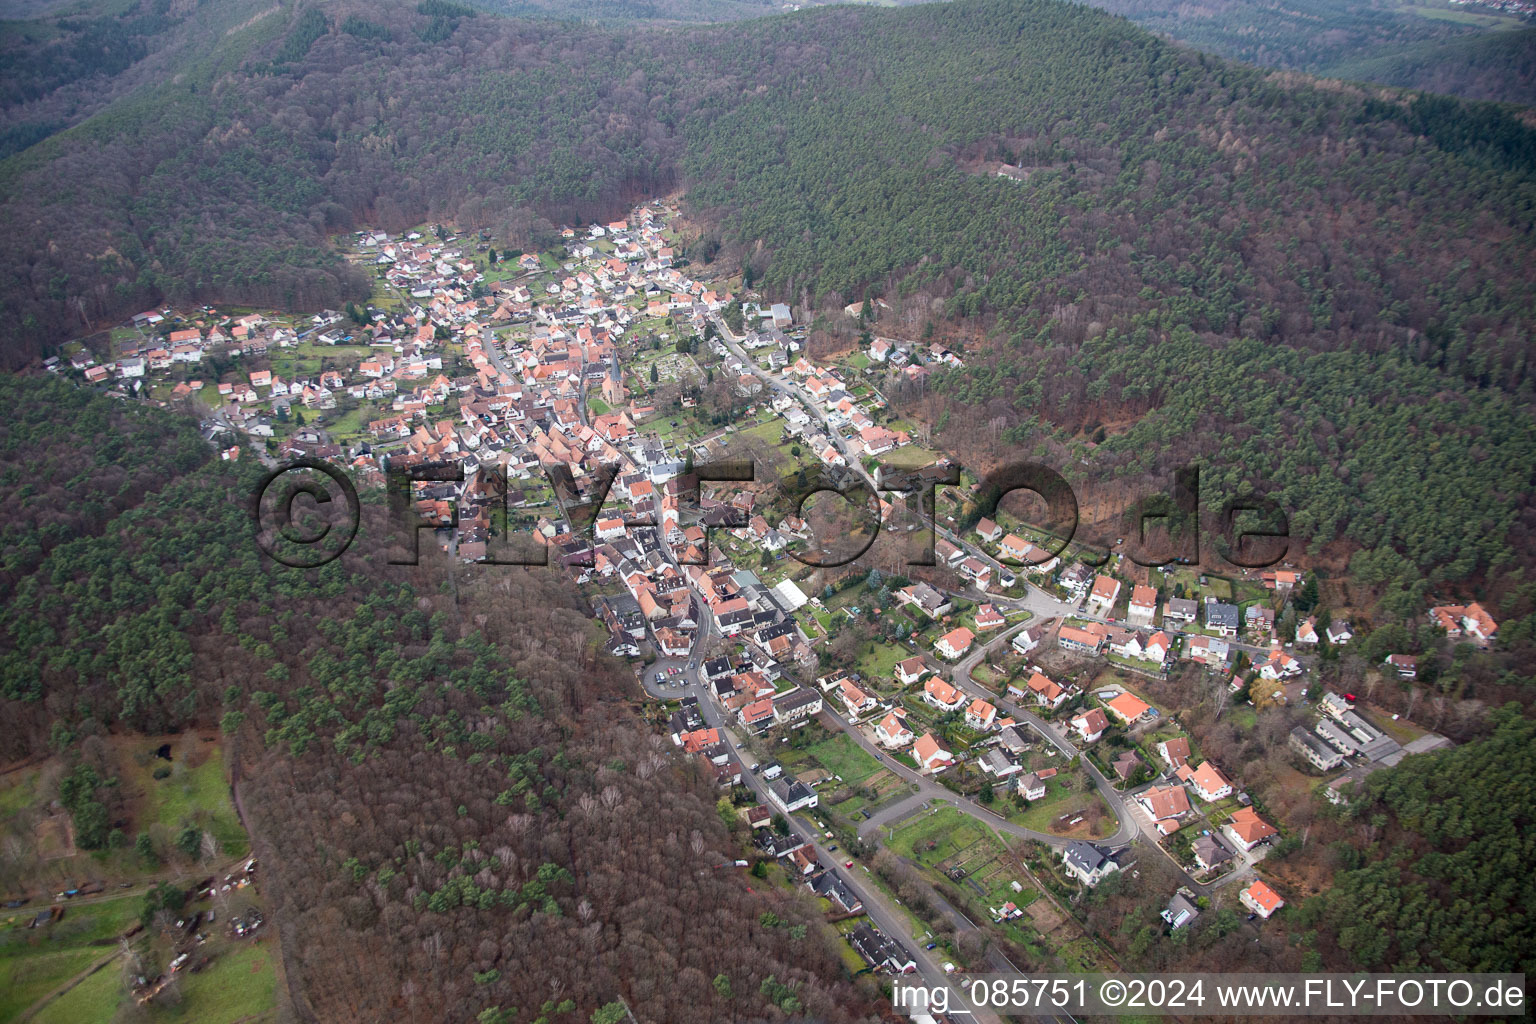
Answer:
[1063,840,1111,875]
[809,871,862,913]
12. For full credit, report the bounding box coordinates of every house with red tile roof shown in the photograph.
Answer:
[1240,880,1285,919]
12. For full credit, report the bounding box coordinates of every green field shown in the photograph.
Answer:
[176,940,279,1022]
[31,956,123,1024]
[800,733,884,786]
[0,897,141,1021]
[139,750,247,857]
[0,767,39,818]
[1403,4,1524,27]
[853,637,916,685]
[1007,776,1112,836]
[887,805,990,865]
[0,946,106,1020]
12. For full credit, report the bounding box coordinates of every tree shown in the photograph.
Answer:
[591,1002,627,1024]
[1294,576,1320,613]
[649,365,658,384]
[176,824,202,859]
[136,831,158,865]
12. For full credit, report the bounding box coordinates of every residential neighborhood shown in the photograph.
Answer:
[50,199,1476,992]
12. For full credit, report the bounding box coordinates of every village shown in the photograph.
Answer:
[51,199,1492,1005]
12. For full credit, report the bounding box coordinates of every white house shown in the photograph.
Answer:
[874,710,914,749]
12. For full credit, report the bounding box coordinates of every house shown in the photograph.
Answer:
[739,698,776,730]
[896,582,951,618]
[1186,634,1229,667]
[1192,833,1235,872]
[810,870,863,914]
[1011,625,1046,656]
[895,655,930,687]
[768,775,819,813]
[1290,728,1343,771]
[1258,647,1302,680]
[1156,737,1191,770]
[1429,601,1498,642]
[1295,617,1319,644]
[1187,762,1233,803]
[837,678,877,717]
[1143,631,1172,665]
[874,709,914,749]
[1326,621,1353,645]
[1384,654,1418,679]
[935,627,975,660]
[996,725,1030,755]
[1017,772,1048,801]
[975,746,1019,777]
[1162,892,1200,930]
[1315,719,1360,756]
[1224,807,1278,851]
[773,687,823,725]
[923,677,965,710]
[1127,585,1157,625]
[1246,603,1276,637]
[1087,575,1121,613]
[1318,691,1354,718]
[1104,691,1152,725]
[1263,569,1303,591]
[974,604,1005,631]
[849,924,915,974]
[788,846,818,876]
[1060,841,1121,887]
[965,698,998,731]
[913,732,954,772]
[1058,624,1106,655]
[1204,599,1240,636]
[975,517,1002,542]
[1070,708,1108,743]
[1164,597,1198,624]
[998,533,1041,564]
[1109,629,1145,660]
[1240,879,1285,919]
[1024,671,1068,709]
[1138,785,1192,832]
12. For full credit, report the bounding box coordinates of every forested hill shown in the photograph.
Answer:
[4,0,1536,586]
[1074,0,1536,105]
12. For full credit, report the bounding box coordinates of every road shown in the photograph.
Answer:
[661,673,1005,1024]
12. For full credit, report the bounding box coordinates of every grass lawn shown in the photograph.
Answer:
[138,748,247,857]
[176,939,278,1023]
[1364,706,1428,745]
[887,805,990,866]
[586,397,611,416]
[1006,777,1112,837]
[873,445,939,471]
[853,638,915,684]
[802,734,884,787]
[0,767,38,819]
[0,947,105,1020]
[834,921,871,974]
[320,403,378,440]
[31,956,122,1024]
[0,897,143,1021]
[1226,706,1258,732]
